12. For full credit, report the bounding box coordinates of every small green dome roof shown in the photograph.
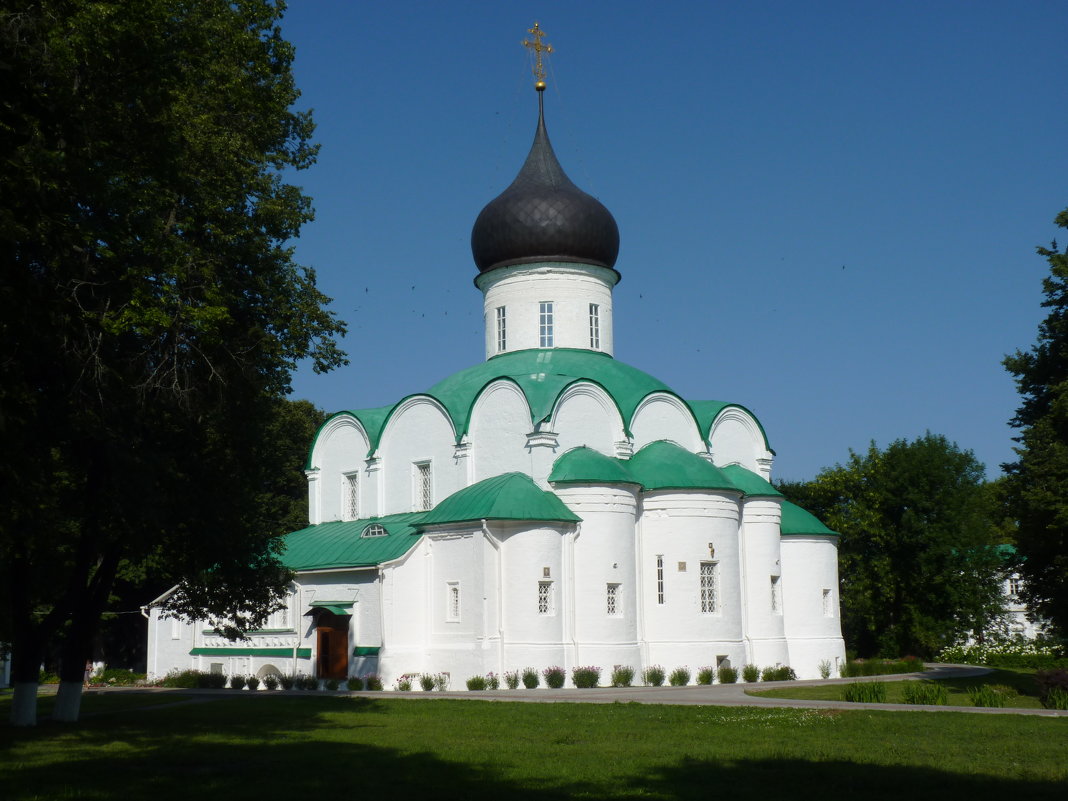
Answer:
[548,447,637,485]
[720,464,782,497]
[420,472,581,527]
[628,440,738,492]
[780,501,837,536]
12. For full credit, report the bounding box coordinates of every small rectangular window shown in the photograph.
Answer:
[771,575,782,614]
[344,472,359,520]
[1008,577,1021,597]
[656,555,665,605]
[170,617,182,640]
[822,588,832,616]
[589,303,600,349]
[538,581,553,615]
[539,301,554,348]
[495,306,507,353]
[414,462,432,511]
[700,561,718,614]
[606,583,620,616]
[447,582,460,622]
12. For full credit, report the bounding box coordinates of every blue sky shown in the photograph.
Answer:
[279,1,1067,482]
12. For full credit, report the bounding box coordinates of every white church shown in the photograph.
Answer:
[147,53,847,686]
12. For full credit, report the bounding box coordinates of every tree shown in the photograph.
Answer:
[0,1,346,725]
[1003,208,1068,640]
[779,434,1008,658]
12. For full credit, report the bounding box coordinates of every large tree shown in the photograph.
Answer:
[0,1,345,725]
[1003,208,1068,640]
[779,434,1008,658]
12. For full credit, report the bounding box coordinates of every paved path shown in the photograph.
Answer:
[83,664,1068,718]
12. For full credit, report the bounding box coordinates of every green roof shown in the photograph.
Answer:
[280,512,427,571]
[307,349,773,463]
[721,464,782,497]
[548,447,638,485]
[780,501,837,537]
[420,472,581,527]
[628,440,739,492]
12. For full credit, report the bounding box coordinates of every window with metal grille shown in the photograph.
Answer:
[771,575,781,613]
[344,472,359,520]
[700,561,717,614]
[539,301,554,347]
[589,303,600,349]
[656,555,665,605]
[538,581,553,615]
[361,524,386,538]
[1008,576,1021,597]
[414,462,432,511]
[495,306,507,352]
[606,583,620,615]
[447,582,460,622]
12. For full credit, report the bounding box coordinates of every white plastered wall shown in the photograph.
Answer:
[631,394,703,453]
[708,408,774,478]
[545,383,625,487]
[469,380,536,481]
[638,490,746,673]
[780,536,847,678]
[307,416,372,524]
[378,397,460,515]
[738,498,789,668]
[477,262,617,357]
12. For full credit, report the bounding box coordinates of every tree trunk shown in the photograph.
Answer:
[52,681,84,722]
[10,682,39,727]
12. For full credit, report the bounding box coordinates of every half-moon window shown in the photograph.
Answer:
[361,524,387,538]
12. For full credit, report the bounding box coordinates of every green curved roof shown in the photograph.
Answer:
[306,349,772,463]
[628,440,739,492]
[420,472,581,527]
[281,512,427,571]
[548,447,638,485]
[780,501,837,537]
[721,464,782,497]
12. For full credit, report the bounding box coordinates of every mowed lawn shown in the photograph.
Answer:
[1,692,1066,801]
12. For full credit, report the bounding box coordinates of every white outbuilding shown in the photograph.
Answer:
[147,84,846,687]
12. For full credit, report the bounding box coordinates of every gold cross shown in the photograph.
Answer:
[522,22,553,90]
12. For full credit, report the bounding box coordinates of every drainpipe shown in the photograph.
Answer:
[481,520,504,674]
[567,523,581,669]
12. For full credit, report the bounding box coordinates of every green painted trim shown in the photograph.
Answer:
[190,647,311,658]
[305,405,398,468]
[200,628,294,635]
[310,601,354,608]
[687,400,773,453]
[353,646,380,656]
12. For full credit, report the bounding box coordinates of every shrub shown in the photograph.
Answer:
[466,675,487,691]
[842,657,923,677]
[161,669,202,689]
[695,666,714,685]
[347,676,365,691]
[204,672,227,689]
[717,665,738,684]
[365,674,383,691]
[432,673,449,691]
[572,666,601,688]
[761,666,797,682]
[543,666,566,689]
[263,675,279,691]
[669,666,691,686]
[1036,668,1068,708]
[504,670,520,689]
[901,680,948,705]
[485,672,500,690]
[611,666,635,687]
[38,671,61,685]
[302,676,319,691]
[817,659,832,680]
[641,665,665,687]
[937,641,1068,670]
[741,664,760,683]
[394,675,412,692]
[229,675,246,690]
[842,681,887,703]
[1044,687,1068,710]
[419,673,436,691]
[521,667,539,689]
[325,678,339,691]
[969,685,1008,708]
[280,674,296,690]
[246,676,260,691]
[92,668,145,686]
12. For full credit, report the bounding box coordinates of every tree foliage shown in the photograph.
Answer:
[1003,208,1068,639]
[0,0,345,722]
[779,434,1008,658]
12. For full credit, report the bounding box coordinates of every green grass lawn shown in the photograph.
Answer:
[747,668,1046,708]
[1,693,1066,800]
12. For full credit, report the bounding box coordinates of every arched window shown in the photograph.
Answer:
[361,524,387,538]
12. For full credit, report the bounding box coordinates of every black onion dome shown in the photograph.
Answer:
[471,96,620,275]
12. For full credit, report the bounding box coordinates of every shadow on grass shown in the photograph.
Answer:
[1,696,1064,801]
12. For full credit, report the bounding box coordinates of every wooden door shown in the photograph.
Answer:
[316,614,349,679]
